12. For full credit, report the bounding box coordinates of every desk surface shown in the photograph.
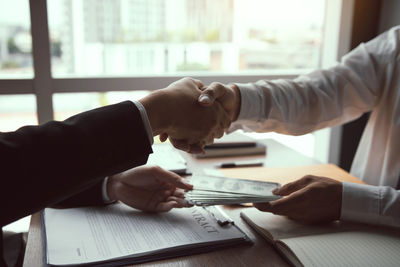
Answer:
[184,139,320,176]
[23,139,359,267]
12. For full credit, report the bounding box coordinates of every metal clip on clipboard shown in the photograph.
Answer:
[203,206,234,227]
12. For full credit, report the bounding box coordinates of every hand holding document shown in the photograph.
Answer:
[185,175,281,206]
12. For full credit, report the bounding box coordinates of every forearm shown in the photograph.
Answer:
[230,29,400,134]
[53,101,153,209]
[53,179,106,208]
[0,101,152,226]
[341,182,400,227]
[231,64,376,135]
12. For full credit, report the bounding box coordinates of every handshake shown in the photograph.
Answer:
[139,77,241,153]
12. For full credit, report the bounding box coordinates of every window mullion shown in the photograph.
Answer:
[30,0,54,124]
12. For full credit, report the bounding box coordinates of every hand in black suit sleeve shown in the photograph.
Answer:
[0,101,152,226]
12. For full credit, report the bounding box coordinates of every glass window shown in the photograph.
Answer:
[0,0,33,78]
[48,0,325,77]
[0,94,37,131]
[53,90,150,121]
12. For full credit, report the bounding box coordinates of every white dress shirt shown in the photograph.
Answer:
[231,26,400,227]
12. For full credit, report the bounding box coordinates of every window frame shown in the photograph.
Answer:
[0,0,355,164]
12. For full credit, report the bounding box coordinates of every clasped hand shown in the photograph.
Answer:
[139,78,231,153]
[155,79,241,153]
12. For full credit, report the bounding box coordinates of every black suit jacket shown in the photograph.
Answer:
[0,101,152,265]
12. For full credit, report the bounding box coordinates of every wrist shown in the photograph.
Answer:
[335,182,343,220]
[106,175,119,202]
[228,84,241,121]
[139,89,170,136]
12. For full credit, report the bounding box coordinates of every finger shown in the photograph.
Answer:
[162,189,173,198]
[190,78,204,89]
[198,82,226,106]
[203,134,214,146]
[254,200,290,216]
[188,139,206,154]
[224,111,232,129]
[253,202,273,212]
[265,188,309,216]
[276,176,316,196]
[154,168,193,190]
[173,188,186,197]
[216,104,231,130]
[215,128,225,139]
[170,139,190,152]
[187,144,205,154]
[156,201,178,212]
[185,141,203,153]
[159,133,168,142]
[167,196,191,207]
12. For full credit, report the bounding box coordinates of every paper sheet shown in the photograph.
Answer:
[285,231,400,267]
[44,203,247,266]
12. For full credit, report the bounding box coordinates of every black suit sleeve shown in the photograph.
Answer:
[0,101,152,226]
[54,179,107,208]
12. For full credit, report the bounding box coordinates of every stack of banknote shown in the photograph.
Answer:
[185,175,281,206]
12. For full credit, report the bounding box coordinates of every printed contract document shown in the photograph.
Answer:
[43,203,250,266]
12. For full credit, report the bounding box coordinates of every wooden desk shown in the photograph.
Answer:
[23,139,362,267]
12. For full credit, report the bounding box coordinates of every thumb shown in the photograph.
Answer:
[253,202,273,212]
[198,82,226,106]
[198,93,213,106]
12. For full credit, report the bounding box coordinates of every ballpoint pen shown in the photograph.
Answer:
[217,161,264,168]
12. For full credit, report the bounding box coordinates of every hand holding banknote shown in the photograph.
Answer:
[254,175,342,224]
[107,166,193,212]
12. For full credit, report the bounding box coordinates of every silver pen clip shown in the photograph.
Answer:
[203,206,234,227]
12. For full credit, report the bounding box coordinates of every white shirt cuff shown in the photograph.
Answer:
[132,100,154,145]
[101,177,115,204]
[234,82,269,121]
[341,182,381,224]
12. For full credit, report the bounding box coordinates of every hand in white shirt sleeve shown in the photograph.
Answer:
[197,26,400,228]
[341,182,400,228]
[253,175,343,224]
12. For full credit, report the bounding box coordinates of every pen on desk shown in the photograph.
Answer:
[218,161,264,168]
[215,206,234,226]
[204,206,234,226]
